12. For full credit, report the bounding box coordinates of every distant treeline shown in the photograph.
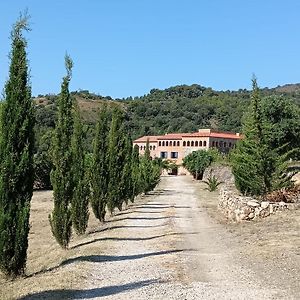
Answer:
[34,83,300,143]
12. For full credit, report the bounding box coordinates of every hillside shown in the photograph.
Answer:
[34,83,300,142]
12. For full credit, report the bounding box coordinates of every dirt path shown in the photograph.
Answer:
[6,176,299,299]
[74,176,286,299]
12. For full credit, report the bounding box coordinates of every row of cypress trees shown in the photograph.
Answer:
[50,72,161,248]
[0,14,161,277]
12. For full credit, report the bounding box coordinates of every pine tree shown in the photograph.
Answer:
[0,13,35,277]
[49,55,74,248]
[107,108,126,213]
[90,106,109,222]
[71,104,89,234]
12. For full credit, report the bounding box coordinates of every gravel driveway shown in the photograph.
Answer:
[73,176,287,300]
[16,175,298,300]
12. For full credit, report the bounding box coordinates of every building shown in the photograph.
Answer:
[133,128,242,164]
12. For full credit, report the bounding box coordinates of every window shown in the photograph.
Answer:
[219,141,223,147]
[183,141,186,146]
[143,146,146,150]
[140,146,143,150]
[216,141,218,147]
[229,142,232,148]
[166,141,169,146]
[177,141,180,146]
[191,141,194,146]
[224,142,227,147]
[195,141,198,147]
[150,146,152,150]
[173,141,176,146]
[162,141,165,146]
[159,141,161,146]
[212,141,215,147]
[203,141,207,147]
[187,141,190,146]
[160,151,168,159]
[199,141,202,146]
[171,152,178,159]
[153,146,156,150]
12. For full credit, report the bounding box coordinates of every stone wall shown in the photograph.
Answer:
[219,187,300,222]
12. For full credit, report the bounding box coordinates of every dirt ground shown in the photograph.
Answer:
[0,176,299,299]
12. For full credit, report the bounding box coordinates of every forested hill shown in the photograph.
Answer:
[34,83,300,141]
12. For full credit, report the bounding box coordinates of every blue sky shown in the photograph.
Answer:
[1,0,300,98]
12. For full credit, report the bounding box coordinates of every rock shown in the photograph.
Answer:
[261,201,270,209]
[259,209,270,218]
[247,200,260,207]
[279,201,288,209]
[255,207,262,216]
[242,206,253,215]
[248,212,255,219]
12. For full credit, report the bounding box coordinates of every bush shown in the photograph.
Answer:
[183,150,213,180]
[203,172,223,191]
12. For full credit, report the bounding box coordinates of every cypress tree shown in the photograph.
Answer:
[131,144,142,201]
[90,106,109,222]
[0,14,35,277]
[49,55,74,248]
[120,134,134,206]
[107,108,126,213]
[232,77,293,196]
[140,139,153,194]
[71,104,89,234]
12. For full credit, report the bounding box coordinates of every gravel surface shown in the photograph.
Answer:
[74,176,288,300]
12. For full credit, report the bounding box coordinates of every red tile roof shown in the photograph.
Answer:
[185,132,242,139]
[133,135,160,143]
[157,133,189,140]
[133,129,242,143]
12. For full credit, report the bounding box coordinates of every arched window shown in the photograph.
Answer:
[212,141,215,147]
[166,141,169,146]
[216,141,218,147]
[153,146,156,150]
[199,141,202,146]
[203,141,207,147]
[173,141,176,146]
[143,146,146,150]
[140,146,143,150]
[162,141,165,146]
[187,141,190,146]
[150,146,152,150]
[177,141,180,146]
[195,141,198,147]
[229,142,232,148]
[224,142,227,148]
[183,141,186,146]
[159,141,161,146]
[191,141,194,146]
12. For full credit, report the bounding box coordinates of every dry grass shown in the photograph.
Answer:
[195,181,300,257]
[0,190,134,300]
